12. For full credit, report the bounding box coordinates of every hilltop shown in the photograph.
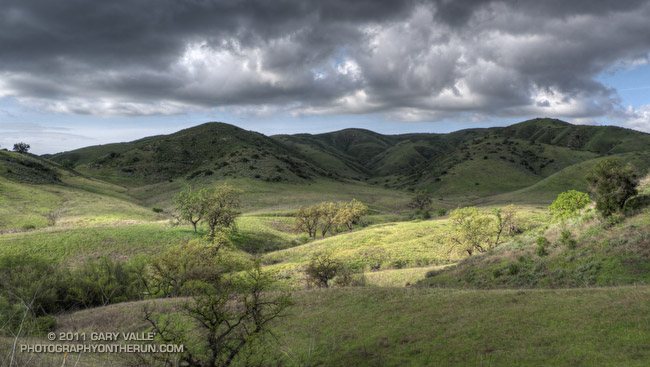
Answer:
[51,122,330,186]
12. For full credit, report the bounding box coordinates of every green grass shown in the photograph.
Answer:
[12,285,649,367]
[364,265,451,287]
[231,215,306,253]
[422,207,650,289]
[0,222,199,264]
[0,177,64,230]
[262,218,465,289]
[0,177,161,232]
[486,151,650,205]
[264,219,464,268]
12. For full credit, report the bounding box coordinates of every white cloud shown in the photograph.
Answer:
[622,104,650,132]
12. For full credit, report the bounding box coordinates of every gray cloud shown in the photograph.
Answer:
[1,0,650,124]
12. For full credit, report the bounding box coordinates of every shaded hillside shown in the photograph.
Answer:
[0,150,63,184]
[276,118,650,197]
[0,150,160,232]
[487,151,650,204]
[48,119,650,199]
[274,127,490,178]
[52,122,329,185]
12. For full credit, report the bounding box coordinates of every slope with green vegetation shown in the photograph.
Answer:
[0,150,159,232]
[52,122,330,185]
[48,118,650,203]
[3,117,650,367]
[10,286,650,367]
[421,175,650,289]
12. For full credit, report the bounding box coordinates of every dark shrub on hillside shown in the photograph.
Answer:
[586,158,639,218]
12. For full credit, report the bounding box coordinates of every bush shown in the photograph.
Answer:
[586,158,639,218]
[549,190,590,221]
[34,316,58,334]
[536,236,549,247]
[152,207,163,213]
[304,253,339,288]
[44,209,62,226]
[508,263,519,275]
[333,265,367,287]
[560,230,577,249]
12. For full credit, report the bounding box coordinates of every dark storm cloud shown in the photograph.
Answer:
[1,0,650,124]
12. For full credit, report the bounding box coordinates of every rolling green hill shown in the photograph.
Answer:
[0,150,160,232]
[51,122,330,185]
[47,118,650,203]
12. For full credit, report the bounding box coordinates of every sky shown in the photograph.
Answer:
[1,0,650,154]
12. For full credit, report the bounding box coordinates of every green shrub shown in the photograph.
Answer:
[508,263,519,275]
[549,190,590,221]
[492,269,503,278]
[536,236,549,247]
[34,316,58,334]
[586,158,638,218]
[152,207,163,213]
[333,265,367,287]
[305,253,339,288]
[560,230,577,249]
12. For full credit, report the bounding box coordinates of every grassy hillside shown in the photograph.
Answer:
[0,150,159,232]
[262,219,465,289]
[498,118,650,154]
[53,122,329,185]
[9,286,649,367]
[47,119,650,203]
[421,181,650,289]
[274,127,489,179]
[487,151,650,204]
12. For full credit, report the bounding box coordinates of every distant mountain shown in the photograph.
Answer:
[50,122,330,185]
[273,127,489,179]
[48,118,650,198]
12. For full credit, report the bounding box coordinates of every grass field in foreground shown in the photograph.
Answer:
[8,285,649,367]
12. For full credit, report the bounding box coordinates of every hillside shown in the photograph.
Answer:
[47,119,650,202]
[276,118,650,197]
[273,127,490,179]
[421,174,650,289]
[3,119,650,367]
[12,286,649,367]
[0,150,160,232]
[51,122,330,185]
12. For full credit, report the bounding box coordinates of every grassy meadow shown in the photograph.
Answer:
[7,285,650,367]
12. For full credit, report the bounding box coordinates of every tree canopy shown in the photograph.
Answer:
[586,158,638,217]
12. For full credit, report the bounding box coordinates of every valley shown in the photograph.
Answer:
[2,118,650,366]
